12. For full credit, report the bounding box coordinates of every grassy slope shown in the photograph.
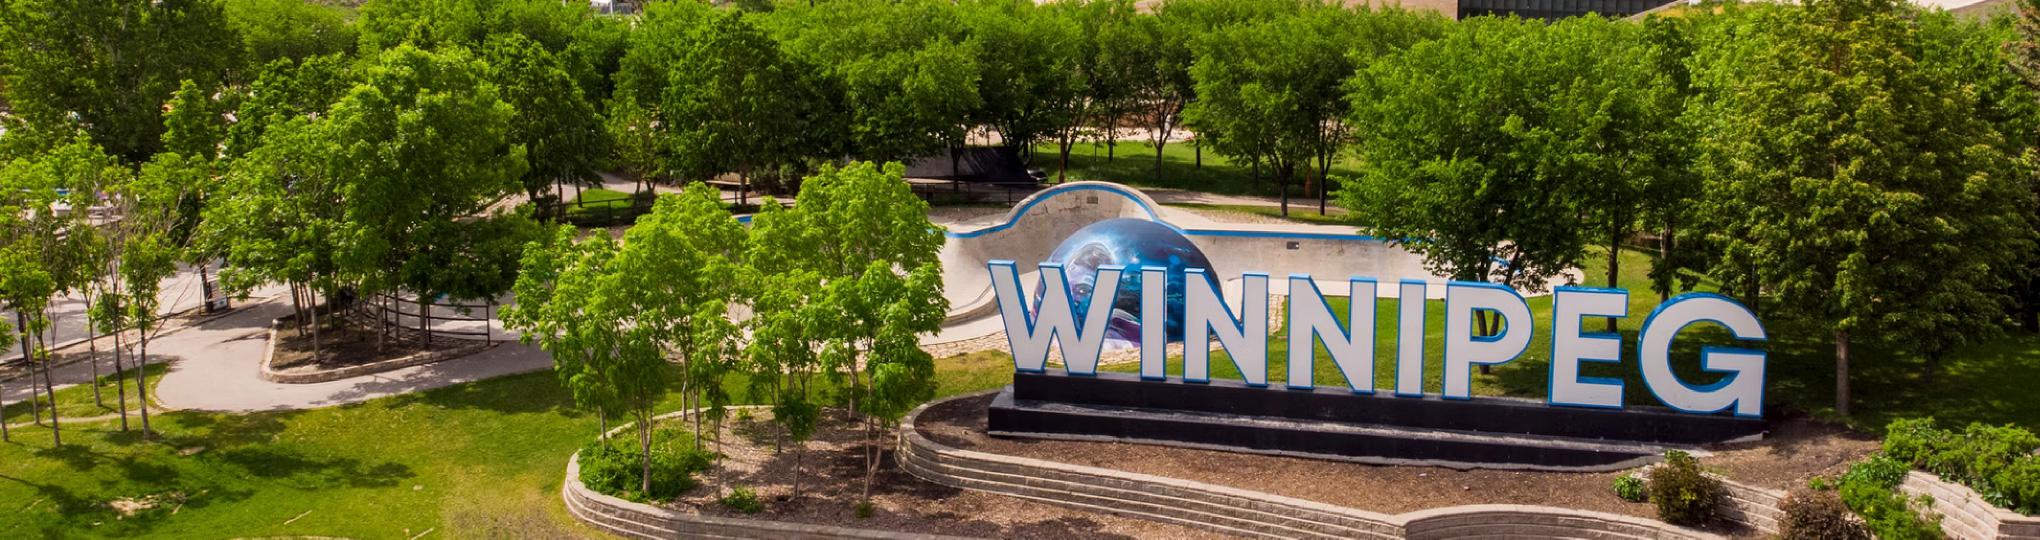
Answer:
[4,363,165,421]
[0,357,1014,538]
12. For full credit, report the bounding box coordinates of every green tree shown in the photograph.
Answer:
[223,0,356,67]
[223,54,356,159]
[959,0,1086,155]
[610,184,748,444]
[1194,4,1433,216]
[206,117,346,356]
[0,0,239,162]
[1689,0,2032,416]
[748,162,947,505]
[484,34,609,221]
[659,11,822,203]
[1339,13,1605,373]
[327,45,526,343]
[760,0,981,163]
[502,228,669,495]
[163,80,227,163]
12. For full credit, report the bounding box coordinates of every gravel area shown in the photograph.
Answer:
[919,393,1876,534]
[665,409,1227,539]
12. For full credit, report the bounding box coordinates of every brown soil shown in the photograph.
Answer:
[917,394,1878,534]
[667,409,1228,539]
[271,321,482,371]
[1701,412,1881,491]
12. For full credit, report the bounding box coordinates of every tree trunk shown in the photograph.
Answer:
[418,294,430,348]
[1660,226,1674,303]
[1057,135,1072,183]
[1923,351,1941,386]
[1476,310,1493,375]
[113,327,129,431]
[1607,230,1621,333]
[137,329,152,437]
[1195,140,1202,169]
[1833,329,1851,418]
[638,417,653,496]
[87,293,102,406]
[1277,163,1292,217]
[862,417,879,505]
[41,325,61,446]
[1153,144,1165,183]
[18,312,39,426]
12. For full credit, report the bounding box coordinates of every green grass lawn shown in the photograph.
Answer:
[1091,247,2040,433]
[1032,141,1362,198]
[4,363,165,422]
[1164,202,1352,225]
[0,355,1014,538]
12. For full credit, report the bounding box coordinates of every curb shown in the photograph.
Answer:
[257,315,501,385]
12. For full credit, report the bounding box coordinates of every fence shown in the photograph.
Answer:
[908,180,1043,206]
[347,292,498,345]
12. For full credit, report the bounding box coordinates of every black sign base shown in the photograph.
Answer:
[985,372,1767,472]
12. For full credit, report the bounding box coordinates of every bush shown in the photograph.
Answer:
[720,486,764,514]
[855,501,874,519]
[1614,474,1647,502]
[1880,417,2040,514]
[1647,450,1723,526]
[1778,488,1869,540]
[578,429,715,503]
[1839,454,1944,540]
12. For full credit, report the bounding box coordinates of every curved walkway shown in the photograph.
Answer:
[145,294,550,412]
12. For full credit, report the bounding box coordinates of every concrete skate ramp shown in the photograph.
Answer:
[937,182,1450,329]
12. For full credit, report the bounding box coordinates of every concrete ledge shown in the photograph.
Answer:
[901,391,1726,539]
[1900,471,2040,540]
[258,316,498,384]
[563,407,976,540]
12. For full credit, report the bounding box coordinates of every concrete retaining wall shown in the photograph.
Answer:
[1900,471,2040,540]
[258,316,496,384]
[562,407,975,540]
[899,393,1723,539]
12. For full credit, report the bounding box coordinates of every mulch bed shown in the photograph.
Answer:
[916,393,1880,535]
[663,409,1228,539]
[270,321,483,371]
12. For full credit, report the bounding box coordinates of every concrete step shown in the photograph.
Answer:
[899,439,1394,539]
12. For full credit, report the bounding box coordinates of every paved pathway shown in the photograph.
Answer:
[0,263,215,363]
[1,290,550,415]
[148,296,551,412]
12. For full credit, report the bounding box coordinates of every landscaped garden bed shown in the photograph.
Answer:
[264,316,494,383]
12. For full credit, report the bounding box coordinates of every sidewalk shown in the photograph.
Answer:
[149,294,550,412]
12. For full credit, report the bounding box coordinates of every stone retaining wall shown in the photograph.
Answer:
[563,407,974,540]
[1900,471,2040,540]
[898,392,1725,539]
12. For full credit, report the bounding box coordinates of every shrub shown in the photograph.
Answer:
[1879,418,2040,514]
[720,486,764,514]
[1614,474,1647,503]
[1778,488,1869,540]
[577,429,715,503]
[1839,454,1944,540]
[855,501,875,519]
[1647,450,1723,526]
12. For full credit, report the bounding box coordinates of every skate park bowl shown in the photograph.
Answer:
[931,181,1478,345]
